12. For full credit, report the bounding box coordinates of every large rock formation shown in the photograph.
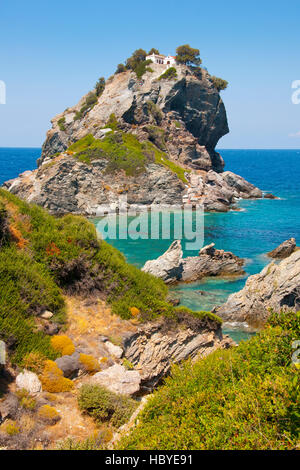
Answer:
[2,63,262,214]
[142,240,245,284]
[215,250,300,327]
[267,238,297,259]
[123,314,234,389]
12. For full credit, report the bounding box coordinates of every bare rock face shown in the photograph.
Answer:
[40,65,228,172]
[215,250,300,327]
[142,240,245,284]
[15,370,42,394]
[89,364,141,396]
[267,238,297,259]
[142,240,183,283]
[123,316,234,389]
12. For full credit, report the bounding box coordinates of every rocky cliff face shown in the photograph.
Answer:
[123,315,234,389]
[215,250,300,327]
[40,64,228,171]
[2,63,262,214]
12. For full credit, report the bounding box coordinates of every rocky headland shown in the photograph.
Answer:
[3,63,262,214]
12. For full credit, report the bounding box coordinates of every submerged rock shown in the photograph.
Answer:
[215,249,300,326]
[142,240,245,284]
[267,238,297,259]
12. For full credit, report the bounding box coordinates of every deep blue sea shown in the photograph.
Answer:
[1,147,299,342]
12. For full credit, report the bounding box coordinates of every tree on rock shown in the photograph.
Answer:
[115,63,126,74]
[210,76,228,91]
[176,44,202,66]
[148,48,160,55]
[126,49,147,70]
[95,77,105,97]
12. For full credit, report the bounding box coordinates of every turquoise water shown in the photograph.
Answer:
[1,148,299,342]
[91,149,300,342]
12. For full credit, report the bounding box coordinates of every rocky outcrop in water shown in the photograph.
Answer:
[267,238,297,259]
[215,249,300,326]
[3,63,262,214]
[123,315,234,389]
[142,240,245,284]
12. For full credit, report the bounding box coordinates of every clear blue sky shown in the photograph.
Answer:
[0,0,299,148]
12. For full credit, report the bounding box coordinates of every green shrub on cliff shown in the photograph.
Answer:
[210,76,228,91]
[158,67,177,81]
[78,384,138,427]
[118,311,300,450]
[68,131,189,182]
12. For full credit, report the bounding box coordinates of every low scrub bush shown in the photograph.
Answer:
[51,335,75,356]
[39,360,74,393]
[78,384,138,428]
[79,354,100,374]
[38,405,61,424]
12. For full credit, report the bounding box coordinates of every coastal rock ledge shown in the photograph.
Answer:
[215,249,300,327]
[142,240,245,284]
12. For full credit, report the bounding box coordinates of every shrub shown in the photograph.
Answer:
[51,335,75,356]
[78,384,137,428]
[210,76,228,91]
[56,437,103,450]
[176,44,201,66]
[115,64,126,74]
[16,389,37,410]
[79,354,100,374]
[22,352,46,374]
[95,77,105,97]
[1,420,20,436]
[39,360,74,393]
[38,405,60,424]
[147,100,163,125]
[58,117,66,131]
[158,67,177,81]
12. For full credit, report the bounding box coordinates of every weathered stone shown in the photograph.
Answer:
[142,240,183,283]
[16,370,42,394]
[40,310,53,320]
[55,352,80,378]
[90,364,141,395]
[267,238,297,259]
[142,240,244,284]
[104,341,123,359]
[0,394,19,423]
[215,249,300,326]
[123,317,234,389]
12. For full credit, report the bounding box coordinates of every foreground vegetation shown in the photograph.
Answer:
[0,189,218,365]
[118,311,300,450]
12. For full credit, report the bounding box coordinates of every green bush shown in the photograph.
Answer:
[58,117,66,132]
[95,77,105,97]
[78,384,138,427]
[158,67,177,81]
[118,311,300,450]
[73,92,98,121]
[210,76,228,91]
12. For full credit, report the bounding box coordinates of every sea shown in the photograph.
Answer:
[1,147,299,342]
